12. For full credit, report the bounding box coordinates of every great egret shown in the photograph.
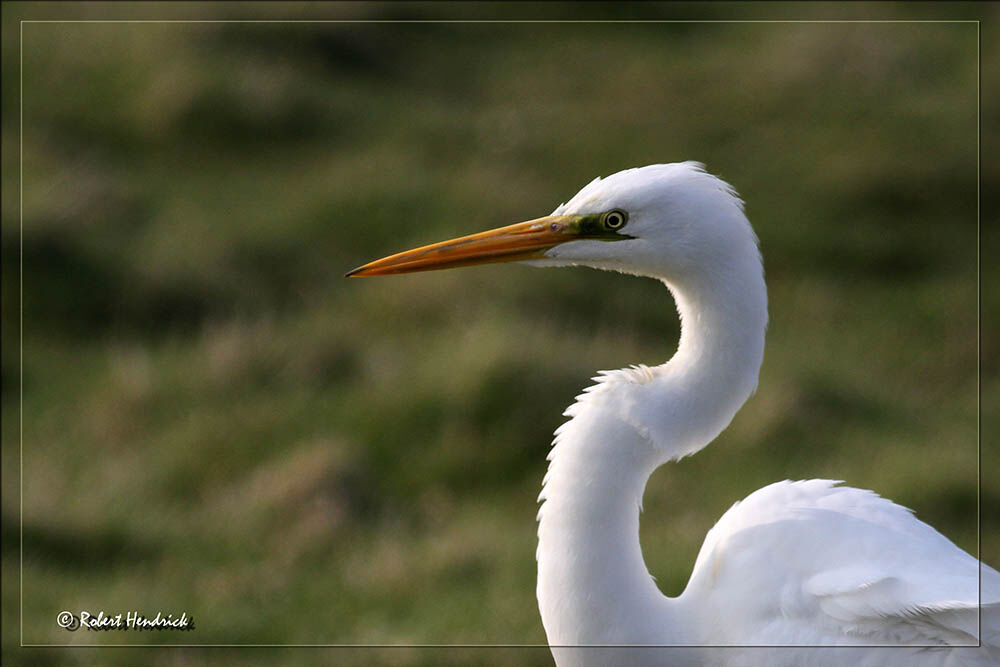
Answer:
[348,163,999,666]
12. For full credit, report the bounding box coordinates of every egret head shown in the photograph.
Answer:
[347,162,758,286]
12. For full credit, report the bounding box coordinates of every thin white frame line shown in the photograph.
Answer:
[17,19,983,24]
[16,643,987,648]
[17,16,984,650]
[19,14,25,652]
[976,18,983,644]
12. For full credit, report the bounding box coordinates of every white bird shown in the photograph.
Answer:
[348,163,999,666]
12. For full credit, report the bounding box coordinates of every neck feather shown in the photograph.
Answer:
[536,255,767,646]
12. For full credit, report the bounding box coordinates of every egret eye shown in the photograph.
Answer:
[603,210,628,230]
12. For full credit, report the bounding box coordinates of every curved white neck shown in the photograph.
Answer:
[536,257,767,647]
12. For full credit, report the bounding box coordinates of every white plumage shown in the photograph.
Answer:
[350,163,998,666]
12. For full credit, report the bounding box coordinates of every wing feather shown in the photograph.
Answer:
[689,480,1000,648]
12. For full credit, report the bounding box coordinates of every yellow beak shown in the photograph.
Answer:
[346,215,584,277]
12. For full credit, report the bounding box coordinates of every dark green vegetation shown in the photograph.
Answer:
[3,3,996,667]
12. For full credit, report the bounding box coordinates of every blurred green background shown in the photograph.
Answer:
[3,2,997,666]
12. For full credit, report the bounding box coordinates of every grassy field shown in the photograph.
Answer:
[3,2,997,666]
